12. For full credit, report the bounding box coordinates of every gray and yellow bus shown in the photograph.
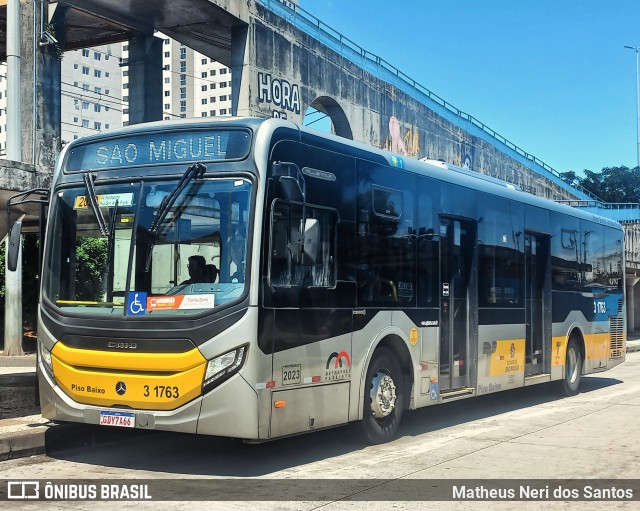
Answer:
[11,117,625,444]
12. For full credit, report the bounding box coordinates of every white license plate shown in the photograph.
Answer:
[99,411,135,428]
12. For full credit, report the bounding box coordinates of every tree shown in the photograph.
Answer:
[75,237,108,301]
[575,166,640,203]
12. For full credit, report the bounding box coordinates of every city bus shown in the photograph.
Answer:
[8,117,626,444]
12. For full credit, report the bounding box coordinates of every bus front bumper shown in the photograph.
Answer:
[38,362,260,440]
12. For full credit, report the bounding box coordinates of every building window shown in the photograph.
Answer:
[201,112,207,117]
[73,116,78,123]
[209,70,216,76]
[82,49,89,57]
[219,95,227,101]
[164,51,170,58]
[180,106,186,113]
[201,58,207,65]
[123,44,128,51]
[73,63,78,69]
[94,121,101,130]
[210,110,216,116]
[105,72,110,78]
[74,99,79,110]
[209,97,216,103]
[82,119,89,128]
[220,68,227,75]
[73,81,79,87]
[164,39,170,45]
[201,72,207,78]
[219,109,227,115]
[164,91,170,97]
[94,69,101,78]
[82,101,89,110]
[94,87,101,93]
[94,52,101,60]
[94,104,101,112]
[163,65,170,70]
[123,70,129,77]
[123,83,129,89]
[105,89,110,95]
[105,123,110,129]
[180,101,186,107]
[201,85,207,92]
[105,106,110,112]
[82,83,89,91]
[164,103,170,109]
[82,66,89,75]
[164,77,170,84]
[201,98,207,105]
[210,83,216,89]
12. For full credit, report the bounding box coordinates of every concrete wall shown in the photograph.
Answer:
[237,3,578,202]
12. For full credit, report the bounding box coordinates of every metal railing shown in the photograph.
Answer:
[260,0,602,202]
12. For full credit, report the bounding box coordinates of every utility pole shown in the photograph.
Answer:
[624,45,640,170]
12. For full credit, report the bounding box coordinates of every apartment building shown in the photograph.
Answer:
[122,34,232,125]
[0,36,234,153]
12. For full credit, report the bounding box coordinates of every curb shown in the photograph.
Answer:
[0,426,48,461]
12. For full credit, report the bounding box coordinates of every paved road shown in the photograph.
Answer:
[2,352,640,511]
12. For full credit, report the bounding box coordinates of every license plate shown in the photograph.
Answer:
[99,411,135,428]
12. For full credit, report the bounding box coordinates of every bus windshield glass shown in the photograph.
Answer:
[44,175,251,316]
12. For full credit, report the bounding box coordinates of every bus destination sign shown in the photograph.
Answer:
[65,129,251,171]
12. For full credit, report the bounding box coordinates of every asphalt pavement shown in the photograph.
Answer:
[1,336,640,462]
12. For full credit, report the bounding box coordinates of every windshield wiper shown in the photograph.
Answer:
[83,172,109,236]
[148,162,207,235]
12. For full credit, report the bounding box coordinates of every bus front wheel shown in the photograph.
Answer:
[361,347,403,444]
[560,337,582,396]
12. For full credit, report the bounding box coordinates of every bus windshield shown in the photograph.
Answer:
[44,174,251,316]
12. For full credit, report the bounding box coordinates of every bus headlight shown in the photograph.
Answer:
[202,345,247,392]
[39,342,55,383]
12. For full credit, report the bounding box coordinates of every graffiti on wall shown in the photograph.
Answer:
[257,72,301,119]
[383,116,420,157]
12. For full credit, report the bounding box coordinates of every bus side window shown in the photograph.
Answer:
[269,200,338,289]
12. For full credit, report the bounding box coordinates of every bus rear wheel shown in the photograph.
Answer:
[560,336,582,396]
[361,347,403,444]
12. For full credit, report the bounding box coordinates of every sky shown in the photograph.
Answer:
[299,0,640,175]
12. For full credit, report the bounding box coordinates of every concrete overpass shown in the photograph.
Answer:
[1,0,640,327]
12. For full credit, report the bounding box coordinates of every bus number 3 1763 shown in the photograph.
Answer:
[143,385,180,398]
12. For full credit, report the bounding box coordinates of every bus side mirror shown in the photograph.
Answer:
[7,219,22,272]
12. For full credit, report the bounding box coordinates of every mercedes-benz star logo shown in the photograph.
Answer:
[115,381,127,396]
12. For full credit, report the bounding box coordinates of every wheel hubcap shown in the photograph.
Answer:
[370,371,397,419]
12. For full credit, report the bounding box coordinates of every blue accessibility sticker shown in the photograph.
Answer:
[127,292,147,316]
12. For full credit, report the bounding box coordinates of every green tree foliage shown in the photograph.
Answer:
[75,237,108,301]
[569,166,640,203]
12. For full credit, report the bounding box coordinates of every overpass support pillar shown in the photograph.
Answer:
[626,276,640,333]
[231,26,252,117]
[128,34,163,124]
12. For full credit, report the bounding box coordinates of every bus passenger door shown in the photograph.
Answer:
[525,232,550,376]
[439,218,476,392]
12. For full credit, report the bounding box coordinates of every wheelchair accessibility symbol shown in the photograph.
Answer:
[127,292,147,316]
